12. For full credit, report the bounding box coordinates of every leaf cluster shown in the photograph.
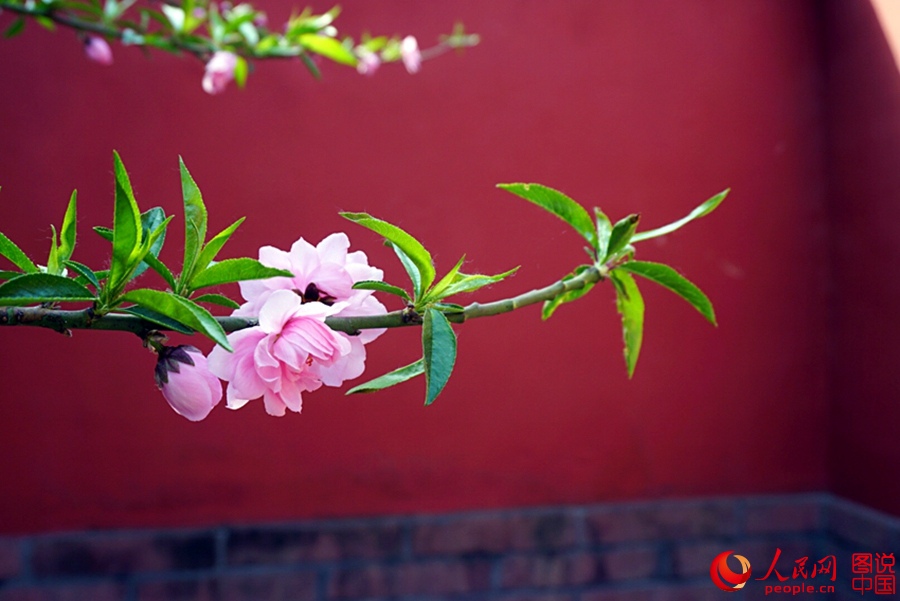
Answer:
[0,153,292,348]
[340,212,518,405]
[497,183,728,377]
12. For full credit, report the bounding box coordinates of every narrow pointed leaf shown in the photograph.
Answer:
[298,34,357,66]
[4,17,26,38]
[0,271,20,281]
[497,183,597,250]
[352,280,410,302]
[46,225,61,275]
[440,266,519,298]
[121,288,231,349]
[389,242,422,299]
[341,213,435,296]
[631,189,729,243]
[132,207,169,278]
[119,305,194,334]
[594,207,612,260]
[423,255,465,303]
[346,358,424,394]
[0,273,96,305]
[109,151,142,291]
[63,260,100,290]
[179,157,207,285]
[93,226,113,241]
[605,214,640,260]
[194,217,245,275]
[422,308,457,405]
[189,258,293,290]
[542,265,595,320]
[192,293,241,310]
[58,190,77,263]
[434,302,465,314]
[619,260,716,325]
[299,52,322,79]
[142,253,177,290]
[610,271,644,378]
[0,232,39,273]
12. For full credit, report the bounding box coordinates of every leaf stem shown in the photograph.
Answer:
[0,265,604,338]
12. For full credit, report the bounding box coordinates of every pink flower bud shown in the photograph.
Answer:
[202,51,238,95]
[155,346,222,421]
[356,48,380,77]
[84,36,113,66]
[400,35,421,74]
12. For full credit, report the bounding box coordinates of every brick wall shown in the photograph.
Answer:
[0,494,897,601]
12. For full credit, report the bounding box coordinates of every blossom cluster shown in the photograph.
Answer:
[84,36,424,95]
[155,233,386,420]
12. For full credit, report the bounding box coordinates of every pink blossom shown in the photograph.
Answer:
[235,232,386,340]
[155,346,222,421]
[356,47,381,77]
[84,36,113,66]
[224,233,386,404]
[208,290,353,416]
[202,51,238,95]
[400,36,421,74]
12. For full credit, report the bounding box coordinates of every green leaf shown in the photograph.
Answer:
[108,151,142,293]
[121,288,231,349]
[234,54,249,88]
[542,265,596,320]
[192,293,241,310]
[58,190,77,263]
[161,4,184,31]
[497,183,597,250]
[440,266,519,298]
[142,253,176,290]
[46,225,61,276]
[63,260,101,290]
[434,302,465,314]
[0,273,96,305]
[298,34,357,66]
[390,242,422,300]
[179,156,207,287]
[352,280,410,302]
[193,217,245,276]
[423,255,466,303]
[422,308,457,405]
[93,226,113,241]
[4,17,26,38]
[299,52,322,79]
[631,189,729,244]
[0,271,20,281]
[189,258,293,291]
[605,214,640,260]
[95,210,172,284]
[132,207,168,279]
[345,358,424,394]
[0,232,39,273]
[610,270,644,378]
[594,207,612,260]
[341,213,435,297]
[619,260,716,325]
[35,16,55,31]
[119,305,195,334]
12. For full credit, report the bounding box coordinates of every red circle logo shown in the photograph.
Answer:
[710,550,752,592]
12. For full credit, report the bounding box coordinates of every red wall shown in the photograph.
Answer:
[826,1,900,516]
[0,1,837,534]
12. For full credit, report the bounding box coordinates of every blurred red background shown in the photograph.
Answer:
[0,1,897,534]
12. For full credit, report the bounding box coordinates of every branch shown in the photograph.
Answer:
[0,265,603,339]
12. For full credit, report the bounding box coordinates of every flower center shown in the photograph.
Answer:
[294,282,337,306]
